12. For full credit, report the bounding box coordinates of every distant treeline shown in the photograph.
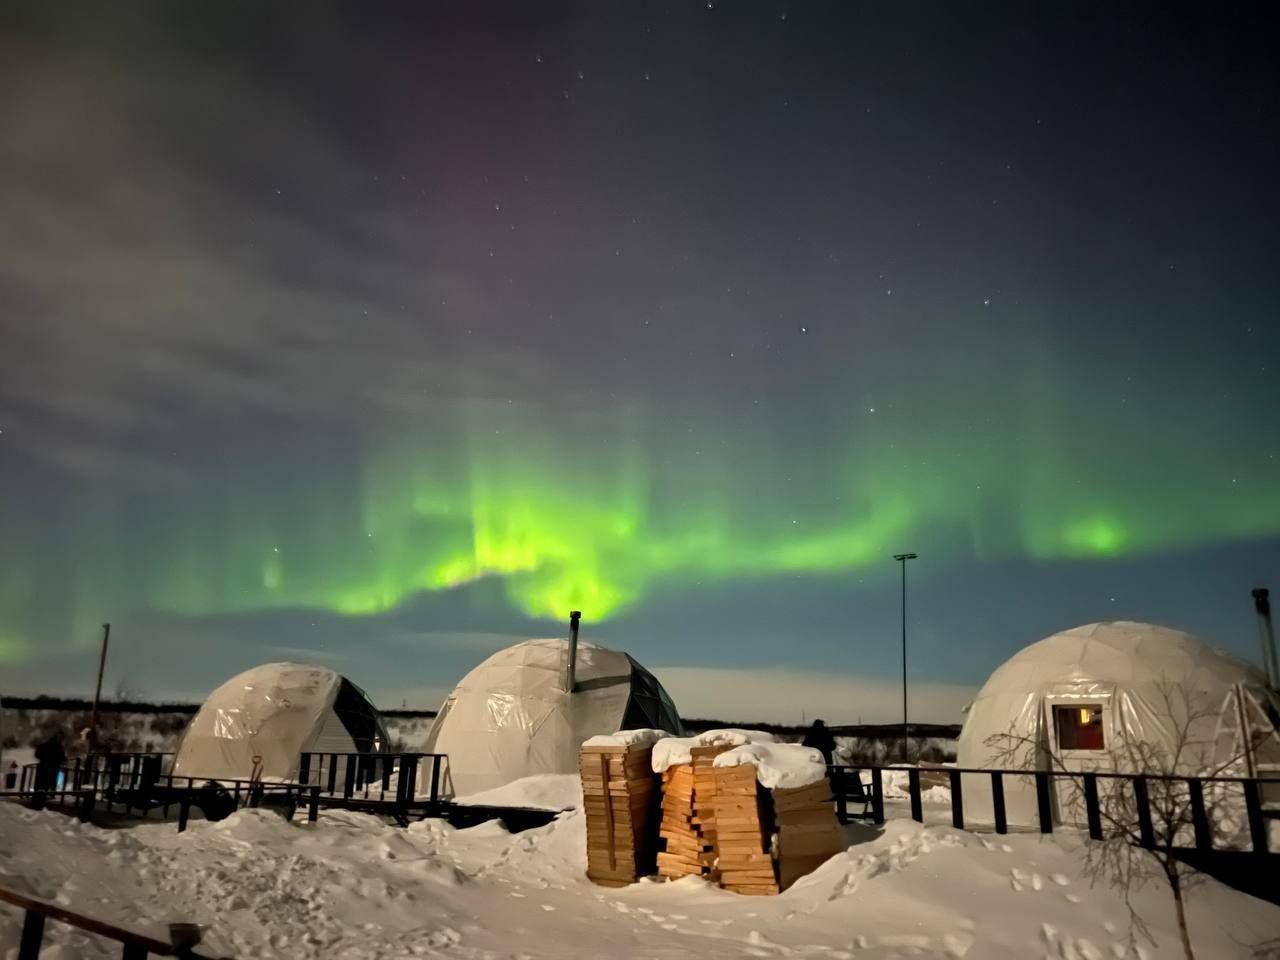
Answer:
[681,718,962,739]
[0,695,200,714]
[0,695,439,719]
[1,697,954,737]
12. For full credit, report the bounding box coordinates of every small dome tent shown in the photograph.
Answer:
[173,663,389,782]
[957,621,1280,827]
[423,638,683,796]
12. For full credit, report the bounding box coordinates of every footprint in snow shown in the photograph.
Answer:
[510,892,526,899]
[1031,874,1043,892]
[661,924,679,931]
[1065,893,1081,904]
[540,904,555,912]
[1050,874,1071,887]
[1010,878,1023,892]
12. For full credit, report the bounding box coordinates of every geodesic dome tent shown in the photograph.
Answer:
[956,621,1280,827]
[173,663,389,782]
[423,638,684,796]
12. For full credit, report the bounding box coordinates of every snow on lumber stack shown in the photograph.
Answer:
[712,741,827,790]
[579,738,659,888]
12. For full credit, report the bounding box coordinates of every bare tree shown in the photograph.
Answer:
[987,680,1264,960]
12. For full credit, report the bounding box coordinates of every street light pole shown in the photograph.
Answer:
[89,623,110,752]
[892,553,918,763]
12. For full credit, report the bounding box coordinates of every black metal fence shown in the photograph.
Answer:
[10,753,173,797]
[829,764,1279,856]
[297,752,447,819]
[3,754,304,833]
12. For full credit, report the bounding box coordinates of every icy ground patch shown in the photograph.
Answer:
[1,791,1278,959]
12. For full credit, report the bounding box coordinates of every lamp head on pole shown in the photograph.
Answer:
[892,552,918,562]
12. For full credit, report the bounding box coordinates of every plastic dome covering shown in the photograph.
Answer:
[173,663,389,782]
[423,638,683,796]
[956,621,1278,826]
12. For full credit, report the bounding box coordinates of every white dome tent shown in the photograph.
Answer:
[956,621,1280,828]
[173,663,389,782]
[423,637,683,796]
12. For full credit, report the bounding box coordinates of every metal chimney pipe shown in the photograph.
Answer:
[1252,588,1278,690]
[564,610,582,694]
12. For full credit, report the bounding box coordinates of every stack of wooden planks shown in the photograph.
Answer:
[772,776,846,891]
[580,742,658,887]
[656,744,729,880]
[712,763,779,895]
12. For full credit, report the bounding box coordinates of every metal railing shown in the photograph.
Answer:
[297,752,446,816]
[829,764,1280,856]
[0,883,216,959]
[3,751,456,831]
[3,759,303,833]
[10,753,173,797]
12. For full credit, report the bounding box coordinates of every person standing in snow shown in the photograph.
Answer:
[801,719,837,766]
[33,733,66,796]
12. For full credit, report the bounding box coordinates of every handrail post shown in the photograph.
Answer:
[342,754,357,800]
[1083,774,1102,841]
[178,798,190,834]
[1034,772,1053,833]
[870,767,885,825]
[831,766,848,824]
[299,753,311,786]
[326,754,338,796]
[1244,779,1268,854]
[309,785,320,823]
[990,772,1007,834]
[908,768,923,823]
[429,755,441,808]
[948,769,964,829]
[1188,778,1211,851]
[19,909,45,960]
[1133,776,1155,848]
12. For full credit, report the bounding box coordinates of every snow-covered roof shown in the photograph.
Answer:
[974,621,1266,696]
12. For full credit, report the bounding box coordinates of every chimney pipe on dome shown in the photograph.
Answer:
[1252,588,1278,690]
[564,610,582,694]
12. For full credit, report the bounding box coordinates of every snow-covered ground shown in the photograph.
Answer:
[453,774,581,811]
[2,777,1278,959]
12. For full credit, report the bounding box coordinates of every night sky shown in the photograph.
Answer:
[2,3,1277,721]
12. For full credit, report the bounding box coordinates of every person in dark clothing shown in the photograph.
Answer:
[33,734,66,795]
[801,719,837,766]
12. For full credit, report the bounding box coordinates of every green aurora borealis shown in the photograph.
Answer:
[5,364,1278,668]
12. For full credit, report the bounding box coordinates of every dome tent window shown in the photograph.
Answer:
[1054,704,1105,751]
